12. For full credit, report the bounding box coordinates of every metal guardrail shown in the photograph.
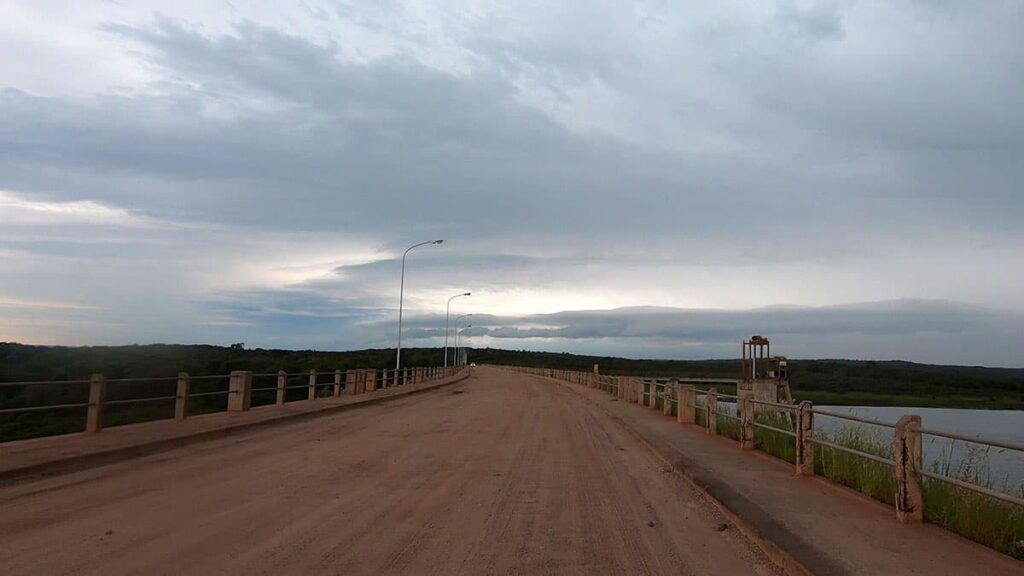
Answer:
[0,365,465,441]
[753,421,796,437]
[815,408,897,428]
[918,426,1024,453]
[810,437,895,467]
[921,469,1024,507]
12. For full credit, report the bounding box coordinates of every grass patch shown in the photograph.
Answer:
[922,441,1024,559]
[810,424,1024,559]
[753,411,796,464]
[716,410,741,441]
[813,425,897,506]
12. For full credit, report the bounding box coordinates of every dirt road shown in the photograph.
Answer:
[0,367,778,575]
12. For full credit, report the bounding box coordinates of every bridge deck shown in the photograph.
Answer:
[0,367,776,575]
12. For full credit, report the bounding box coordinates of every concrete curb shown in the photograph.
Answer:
[0,370,472,486]
[544,374,824,576]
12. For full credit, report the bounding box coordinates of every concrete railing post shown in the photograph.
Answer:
[367,369,377,392]
[308,369,318,401]
[276,370,287,405]
[740,397,754,449]
[706,388,718,435]
[346,370,357,395]
[334,370,342,397]
[678,385,695,424]
[86,374,106,433]
[228,371,252,412]
[663,383,673,416]
[894,415,924,523]
[175,372,190,421]
[795,401,814,476]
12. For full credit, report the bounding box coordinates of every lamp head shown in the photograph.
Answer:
[433,239,444,245]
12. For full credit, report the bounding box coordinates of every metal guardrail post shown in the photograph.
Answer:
[706,388,718,435]
[894,415,924,523]
[175,372,190,421]
[740,396,754,448]
[228,371,252,412]
[796,401,814,475]
[86,374,106,433]
[334,370,342,397]
[276,370,287,405]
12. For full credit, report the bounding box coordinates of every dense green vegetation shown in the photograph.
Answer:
[467,348,1024,410]
[1,342,1022,443]
[0,343,444,382]
[0,343,450,442]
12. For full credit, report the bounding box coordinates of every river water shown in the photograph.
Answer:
[815,405,1024,489]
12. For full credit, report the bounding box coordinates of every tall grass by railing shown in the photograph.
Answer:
[721,410,1023,558]
[924,440,1024,558]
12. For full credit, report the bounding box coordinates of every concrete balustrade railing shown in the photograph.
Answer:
[0,365,464,440]
[499,364,1024,524]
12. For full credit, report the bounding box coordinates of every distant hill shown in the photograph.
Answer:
[469,347,1024,410]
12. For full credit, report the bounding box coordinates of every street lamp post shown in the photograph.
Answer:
[396,239,443,372]
[444,292,471,368]
[462,335,472,366]
[455,319,472,366]
[452,313,472,365]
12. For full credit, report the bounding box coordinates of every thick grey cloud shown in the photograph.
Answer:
[0,1,1022,365]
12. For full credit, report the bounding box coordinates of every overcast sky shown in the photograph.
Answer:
[2,1,1022,366]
